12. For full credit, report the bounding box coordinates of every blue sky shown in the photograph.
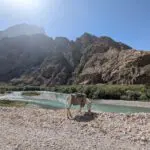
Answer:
[0,0,150,50]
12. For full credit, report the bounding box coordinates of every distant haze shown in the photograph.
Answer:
[0,24,45,40]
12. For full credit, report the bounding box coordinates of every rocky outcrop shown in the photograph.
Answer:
[17,53,73,86]
[0,24,150,85]
[75,46,150,84]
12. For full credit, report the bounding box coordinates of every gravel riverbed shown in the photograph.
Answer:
[0,107,150,150]
[96,100,150,108]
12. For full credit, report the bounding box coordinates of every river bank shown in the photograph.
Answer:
[0,107,150,150]
[95,99,150,108]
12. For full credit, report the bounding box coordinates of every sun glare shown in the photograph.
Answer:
[5,0,41,11]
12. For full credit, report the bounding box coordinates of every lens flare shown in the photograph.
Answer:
[5,0,41,11]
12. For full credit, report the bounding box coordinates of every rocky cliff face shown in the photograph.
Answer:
[75,46,150,84]
[0,24,150,85]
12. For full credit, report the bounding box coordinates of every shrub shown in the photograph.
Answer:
[126,90,141,100]
[82,85,97,98]
[92,88,106,99]
[146,89,150,98]
[0,88,6,94]
[139,94,149,101]
[68,86,78,93]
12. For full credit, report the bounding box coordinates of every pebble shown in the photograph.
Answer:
[141,136,147,142]
[0,107,150,150]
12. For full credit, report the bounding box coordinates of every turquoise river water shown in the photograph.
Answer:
[0,91,150,113]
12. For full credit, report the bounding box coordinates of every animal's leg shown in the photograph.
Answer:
[66,95,72,119]
[68,109,73,119]
[86,98,92,115]
[67,103,72,119]
[67,108,70,119]
[78,105,82,114]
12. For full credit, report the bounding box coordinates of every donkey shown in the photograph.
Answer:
[66,93,92,119]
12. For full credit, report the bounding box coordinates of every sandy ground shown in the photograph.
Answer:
[0,107,150,150]
[95,99,150,108]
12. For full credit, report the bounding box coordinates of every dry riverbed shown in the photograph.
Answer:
[0,107,150,150]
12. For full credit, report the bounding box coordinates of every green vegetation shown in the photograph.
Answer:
[0,88,6,94]
[49,84,150,101]
[0,100,28,107]
[0,84,150,101]
[22,91,40,96]
[0,85,45,94]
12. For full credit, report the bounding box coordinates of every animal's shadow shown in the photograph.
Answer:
[73,112,98,122]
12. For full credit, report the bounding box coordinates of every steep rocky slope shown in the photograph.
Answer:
[75,43,150,84]
[0,34,54,81]
[0,24,150,85]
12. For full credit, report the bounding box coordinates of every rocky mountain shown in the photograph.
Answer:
[0,24,150,86]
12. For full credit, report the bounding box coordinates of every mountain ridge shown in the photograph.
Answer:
[0,24,149,85]
[0,24,45,40]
